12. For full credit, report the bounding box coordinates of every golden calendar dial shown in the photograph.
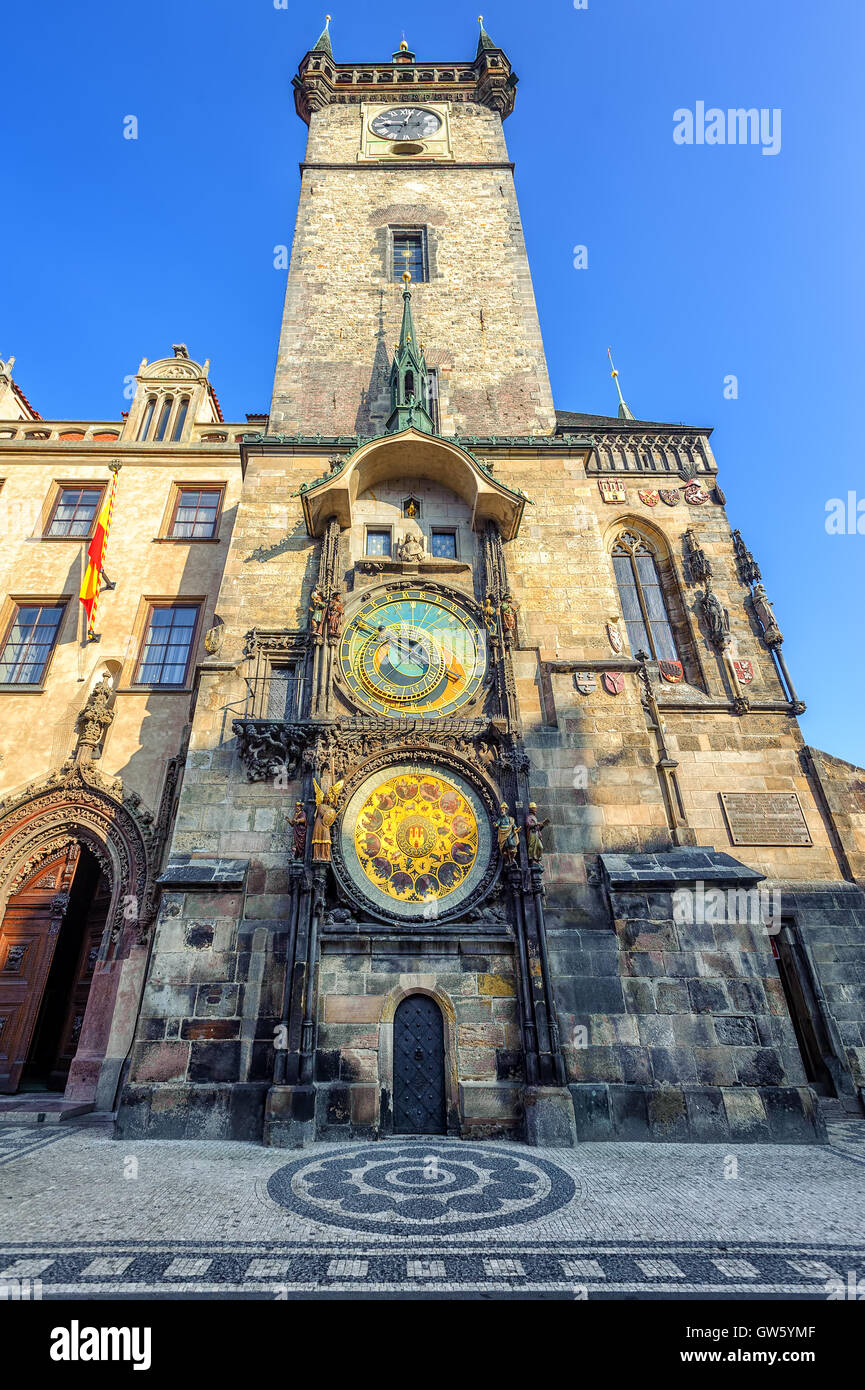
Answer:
[339,589,485,718]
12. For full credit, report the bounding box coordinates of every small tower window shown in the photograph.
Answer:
[392,230,427,282]
[154,397,173,442]
[138,397,156,440]
[171,397,190,441]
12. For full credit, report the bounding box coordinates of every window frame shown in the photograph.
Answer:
[391,227,428,283]
[165,483,226,542]
[43,483,106,541]
[611,530,681,663]
[430,528,458,560]
[132,600,203,689]
[0,599,68,689]
[364,525,393,558]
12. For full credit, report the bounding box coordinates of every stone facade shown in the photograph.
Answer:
[3,25,864,1142]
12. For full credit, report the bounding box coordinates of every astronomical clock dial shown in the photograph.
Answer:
[339,763,493,920]
[338,588,485,718]
[370,107,442,141]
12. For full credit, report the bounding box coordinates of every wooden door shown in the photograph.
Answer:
[0,847,79,1093]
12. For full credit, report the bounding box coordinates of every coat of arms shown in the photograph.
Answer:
[602,672,624,696]
[658,660,684,683]
[574,672,596,695]
[733,659,754,685]
[658,489,680,506]
[638,489,659,506]
[598,478,627,505]
[606,622,623,653]
[683,482,709,505]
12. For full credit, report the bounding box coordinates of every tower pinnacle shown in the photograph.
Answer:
[477,15,497,55]
[386,269,434,435]
[607,347,636,421]
[311,14,333,58]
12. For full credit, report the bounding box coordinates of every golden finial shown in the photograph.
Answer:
[478,15,484,24]
[607,345,619,379]
[402,270,412,285]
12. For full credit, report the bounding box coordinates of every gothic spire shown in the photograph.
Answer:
[386,272,434,435]
[607,346,635,421]
[311,14,333,57]
[476,15,497,55]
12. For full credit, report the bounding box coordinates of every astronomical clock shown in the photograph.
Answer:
[338,587,486,719]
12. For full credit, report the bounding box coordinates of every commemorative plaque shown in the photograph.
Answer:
[720,792,812,847]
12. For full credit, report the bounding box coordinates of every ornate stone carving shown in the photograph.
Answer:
[750,582,784,648]
[75,676,115,755]
[0,760,155,946]
[683,527,712,584]
[699,581,730,650]
[732,529,762,586]
[396,531,425,563]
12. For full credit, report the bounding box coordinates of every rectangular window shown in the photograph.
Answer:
[392,229,427,282]
[430,530,457,559]
[266,665,298,720]
[0,603,65,685]
[366,529,392,557]
[170,487,224,539]
[46,486,104,538]
[134,603,200,686]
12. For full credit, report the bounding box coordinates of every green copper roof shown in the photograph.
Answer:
[476,16,497,55]
[311,14,333,57]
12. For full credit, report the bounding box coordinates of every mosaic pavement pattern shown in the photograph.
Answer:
[0,1119,863,1297]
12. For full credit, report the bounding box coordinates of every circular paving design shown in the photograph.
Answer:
[266,1141,577,1235]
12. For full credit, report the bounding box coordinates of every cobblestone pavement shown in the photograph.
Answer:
[1,1120,863,1298]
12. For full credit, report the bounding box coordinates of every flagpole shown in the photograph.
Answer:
[86,460,121,642]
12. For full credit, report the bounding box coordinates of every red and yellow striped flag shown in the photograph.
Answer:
[79,465,120,637]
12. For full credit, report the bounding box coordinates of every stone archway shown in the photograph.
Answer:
[0,760,156,1110]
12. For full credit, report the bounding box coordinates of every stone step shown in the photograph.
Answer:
[0,1097,93,1125]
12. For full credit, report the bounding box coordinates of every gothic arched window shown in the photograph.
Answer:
[611,530,679,661]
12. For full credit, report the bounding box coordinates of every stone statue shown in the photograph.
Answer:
[499,595,517,642]
[309,585,326,635]
[76,676,115,753]
[326,593,344,641]
[700,582,730,649]
[496,802,520,865]
[312,777,344,862]
[525,803,550,864]
[290,801,307,860]
[397,532,425,564]
[750,582,783,647]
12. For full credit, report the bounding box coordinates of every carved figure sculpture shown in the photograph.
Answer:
[750,582,783,647]
[499,596,517,641]
[397,532,425,563]
[496,802,521,865]
[309,585,327,634]
[525,802,550,864]
[291,801,307,860]
[700,582,730,649]
[312,777,344,862]
[326,593,344,641]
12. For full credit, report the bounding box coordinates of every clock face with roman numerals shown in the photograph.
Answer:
[339,588,485,718]
[370,107,442,141]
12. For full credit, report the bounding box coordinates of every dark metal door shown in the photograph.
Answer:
[393,995,446,1134]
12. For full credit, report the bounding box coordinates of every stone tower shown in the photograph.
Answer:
[269,20,556,440]
[114,21,865,1148]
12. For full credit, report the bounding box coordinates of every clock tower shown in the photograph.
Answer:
[116,19,856,1153]
[270,18,556,439]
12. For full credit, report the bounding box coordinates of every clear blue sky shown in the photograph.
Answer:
[4,1,864,765]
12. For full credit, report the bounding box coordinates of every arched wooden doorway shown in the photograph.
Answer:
[393,994,447,1135]
[0,843,110,1094]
